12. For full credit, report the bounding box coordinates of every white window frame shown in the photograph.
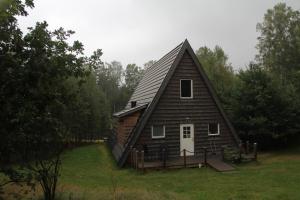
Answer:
[151,125,166,139]
[180,79,193,99]
[208,123,220,136]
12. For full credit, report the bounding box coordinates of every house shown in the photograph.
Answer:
[111,39,240,168]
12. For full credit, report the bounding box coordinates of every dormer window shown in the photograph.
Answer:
[180,79,193,99]
[131,101,137,108]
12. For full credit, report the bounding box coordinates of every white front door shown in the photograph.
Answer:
[180,124,194,156]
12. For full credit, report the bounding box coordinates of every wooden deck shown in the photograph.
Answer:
[131,142,258,172]
[136,155,235,172]
[137,156,204,169]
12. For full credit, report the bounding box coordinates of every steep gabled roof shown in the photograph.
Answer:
[116,39,240,167]
[124,42,184,109]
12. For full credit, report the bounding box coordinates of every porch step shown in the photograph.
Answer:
[207,158,235,172]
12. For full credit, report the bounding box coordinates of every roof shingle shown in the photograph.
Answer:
[124,42,184,109]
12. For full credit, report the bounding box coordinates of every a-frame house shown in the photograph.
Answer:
[112,39,239,168]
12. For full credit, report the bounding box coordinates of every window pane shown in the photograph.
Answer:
[208,123,219,135]
[152,125,164,137]
[181,80,191,97]
[183,126,191,138]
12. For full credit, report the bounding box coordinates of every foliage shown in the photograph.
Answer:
[124,63,144,94]
[88,50,144,113]
[64,72,111,140]
[222,145,241,163]
[89,51,123,112]
[0,1,93,199]
[102,60,124,112]
[232,64,300,148]
[143,60,156,70]
[195,46,237,115]
[0,1,35,197]
[240,2,300,147]
[256,3,300,81]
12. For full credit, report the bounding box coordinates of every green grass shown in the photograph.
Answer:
[56,144,300,200]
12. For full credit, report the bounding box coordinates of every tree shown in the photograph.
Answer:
[232,64,300,148]
[0,0,35,196]
[124,63,144,93]
[0,1,89,199]
[24,23,87,200]
[195,46,237,114]
[250,3,300,148]
[64,72,111,141]
[89,53,145,113]
[143,60,156,70]
[88,50,124,112]
[256,3,300,82]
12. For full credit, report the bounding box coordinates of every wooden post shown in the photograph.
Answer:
[135,150,139,170]
[203,147,207,167]
[130,146,133,167]
[162,148,166,168]
[221,146,224,161]
[183,149,187,168]
[246,140,250,154]
[253,143,258,161]
[239,142,242,161]
[132,148,135,169]
[132,148,136,168]
[141,150,145,173]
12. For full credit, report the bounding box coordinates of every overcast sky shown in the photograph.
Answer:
[18,0,300,70]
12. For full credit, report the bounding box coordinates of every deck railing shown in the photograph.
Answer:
[130,142,258,171]
[131,147,209,171]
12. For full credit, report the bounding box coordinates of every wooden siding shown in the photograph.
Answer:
[133,50,237,158]
[116,111,141,147]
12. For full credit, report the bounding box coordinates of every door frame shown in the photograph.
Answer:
[180,124,194,156]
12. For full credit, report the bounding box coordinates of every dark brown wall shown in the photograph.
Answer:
[134,50,237,158]
[116,111,141,147]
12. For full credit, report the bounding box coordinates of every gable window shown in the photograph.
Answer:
[180,79,193,98]
[208,123,220,136]
[151,125,165,139]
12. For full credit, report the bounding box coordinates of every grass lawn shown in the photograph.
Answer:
[3,143,300,199]
[58,143,300,200]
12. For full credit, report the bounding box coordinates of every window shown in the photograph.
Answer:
[180,79,193,98]
[151,125,165,139]
[183,126,191,138]
[208,123,220,136]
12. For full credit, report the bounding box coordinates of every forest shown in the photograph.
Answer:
[0,1,300,200]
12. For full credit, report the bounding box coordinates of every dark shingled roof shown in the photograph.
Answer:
[124,42,184,109]
[113,104,147,118]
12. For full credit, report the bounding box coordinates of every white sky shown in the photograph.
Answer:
[18,0,300,70]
